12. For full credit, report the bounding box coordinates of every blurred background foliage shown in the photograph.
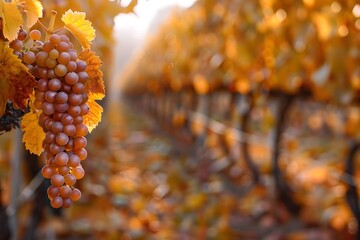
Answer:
[2,0,360,239]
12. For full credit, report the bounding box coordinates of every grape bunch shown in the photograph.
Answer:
[13,29,90,208]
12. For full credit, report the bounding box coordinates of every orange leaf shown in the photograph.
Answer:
[21,100,45,155]
[61,10,95,49]
[79,49,105,100]
[0,1,23,42]
[83,97,103,133]
[0,40,36,116]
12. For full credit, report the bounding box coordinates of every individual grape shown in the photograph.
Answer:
[74,137,87,150]
[60,35,70,43]
[54,103,69,113]
[55,92,68,104]
[53,112,64,121]
[64,173,77,186]
[67,61,77,72]
[72,166,85,179]
[47,69,57,79]
[9,39,23,51]
[41,165,55,178]
[44,118,54,131]
[77,71,89,83]
[56,42,69,52]
[38,68,48,79]
[23,51,35,64]
[55,64,67,77]
[61,114,74,125]
[50,34,61,45]
[48,78,62,91]
[35,51,49,68]
[43,41,55,52]
[68,154,81,168]
[72,83,85,94]
[45,91,57,103]
[68,105,81,116]
[74,116,83,125]
[49,49,59,59]
[52,122,64,134]
[58,52,70,65]
[76,60,87,72]
[68,50,78,61]
[61,84,72,93]
[46,58,57,68]
[62,198,72,208]
[65,72,79,85]
[45,131,56,144]
[50,196,63,208]
[18,29,27,41]
[36,79,48,91]
[74,148,87,161]
[58,166,70,176]
[47,186,60,199]
[80,104,90,116]
[51,173,65,187]
[29,29,41,40]
[49,143,64,155]
[63,124,76,137]
[42,102,55,115]
[55,152,69,166]
[76,124,88,137]
[56,132,69,146]
[70,188,81,201]
[68,93,83,106]
[59,185,71,198]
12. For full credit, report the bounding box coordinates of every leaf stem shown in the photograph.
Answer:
[45,10,57,41]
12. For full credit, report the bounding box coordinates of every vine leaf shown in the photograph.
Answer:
[79,49,104,132]
[21,98,45,155]
[79,49,105,100]
[0,1,22,42]
[0,40,36,116]
[15,0,43,28]
[61,10,95,49]
[83,97,103,133]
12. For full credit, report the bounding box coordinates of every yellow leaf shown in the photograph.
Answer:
[21,105,45,155]
[83,97,103,133]
[0,40,36,116]
[15,0,43,28]
[0,1,23,42]
[79,49,105,100]
[61,10,95,49]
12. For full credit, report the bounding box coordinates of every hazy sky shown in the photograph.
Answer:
[110,0,196,97]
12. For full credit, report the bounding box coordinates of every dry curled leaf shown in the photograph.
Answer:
[79,49,105,100]
[61,10,95,49]
[0,40,36,116]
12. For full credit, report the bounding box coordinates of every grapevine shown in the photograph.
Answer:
[0,1,104,209]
